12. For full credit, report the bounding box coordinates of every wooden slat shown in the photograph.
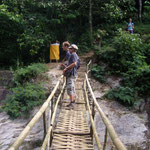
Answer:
[51,69,94,149]
[63,89,85,104]
[51,134,94,150]
[54,109,89,133]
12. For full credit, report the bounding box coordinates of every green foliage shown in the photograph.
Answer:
[98,31,144,74]
[1,0,150,68]
[77,31,93,54]
[143,42,150,65]
[123,65,150,96]
[13,63,48,85]
[117,0,137,19]
[134,24,150,35]
[95,29,150,105]
[91,64,106,83]
[105,87,136,106]
[93,29,108,44]
[101,0,123,23]
[2,83,46,119]
[143,1,150,23]
[0,4,23,67]
[17,28,50,63]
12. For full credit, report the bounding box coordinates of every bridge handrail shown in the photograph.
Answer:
[9,75,64,150]
[41,79,66,150]
[85,73,127,150]
[86,59,92,74]
[84,80,102,150]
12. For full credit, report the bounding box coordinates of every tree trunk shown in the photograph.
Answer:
[89,0,93,46]
[138,0,142,22]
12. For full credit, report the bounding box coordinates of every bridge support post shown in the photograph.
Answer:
[47,101,52,150]
[43,111,47,139]
[103,127,108,150]
[51,98,54,119]
[90,99,95,141]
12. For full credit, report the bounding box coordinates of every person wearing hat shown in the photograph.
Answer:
[63,44,79,108]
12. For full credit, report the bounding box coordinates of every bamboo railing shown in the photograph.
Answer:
[41,79,66,150]
[85,60,127,150]
[9,59,128,150]
[9,75,64,150]
[84,80,102,150]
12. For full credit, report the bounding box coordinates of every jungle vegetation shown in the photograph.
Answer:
[0,0,150,117]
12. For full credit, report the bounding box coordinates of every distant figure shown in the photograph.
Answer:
[127,18,134,34]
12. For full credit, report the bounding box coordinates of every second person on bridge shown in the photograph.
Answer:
[63,44,79,109]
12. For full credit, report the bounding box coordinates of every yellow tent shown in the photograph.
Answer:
[50,43,60,61]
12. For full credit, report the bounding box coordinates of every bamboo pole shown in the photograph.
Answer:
[9,75,63,150]
[84,80,102,150]
[43,111,47,139]
[103,127,108,150]
[87,60,92,73]
[90,86,95,141]
[51,97,53,119]
[53,131,90,135]
[41,80,66,150]
[47,101,51,150]
[85,74,127,150]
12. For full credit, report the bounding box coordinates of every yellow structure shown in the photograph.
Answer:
[50,43,60,61]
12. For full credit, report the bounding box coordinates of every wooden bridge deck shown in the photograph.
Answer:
[9,59,127,150]
[51,66,94,150]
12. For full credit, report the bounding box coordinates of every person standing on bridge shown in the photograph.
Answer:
[63,44,79,108]
[61,41,71,69]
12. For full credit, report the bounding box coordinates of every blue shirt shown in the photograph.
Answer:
[127,23,134,30]
[66,51,71,61]
[68,52,79,77]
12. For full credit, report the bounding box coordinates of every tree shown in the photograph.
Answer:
[89,0,93,46]
[138,0,142,22]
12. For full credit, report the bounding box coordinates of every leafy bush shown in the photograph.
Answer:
[96,46,121,74]
[2,83,46,119]
[77,31,93,54]
[142,3,150,23]
[123,65,150,96]
[134,24,150,34]
[101,0,123,24]
[105,87,136,106]
[0,4,23,67]
[98,31,144,74]
[13,63,48,85]
[113,31,143,71]
[91,64,106,83]
[17,26,51,64]
[143,43,150,65]
[95,30,150,104]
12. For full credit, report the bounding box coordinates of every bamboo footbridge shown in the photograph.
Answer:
[9,60,127,150]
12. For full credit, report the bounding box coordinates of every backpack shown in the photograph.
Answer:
[76,57,80,70]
